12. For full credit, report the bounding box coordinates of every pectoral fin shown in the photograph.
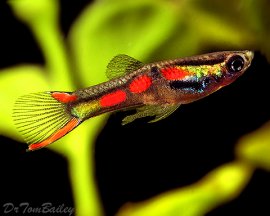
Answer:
[122,104,180,125]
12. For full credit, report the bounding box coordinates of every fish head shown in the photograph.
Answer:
[219,50,254,86]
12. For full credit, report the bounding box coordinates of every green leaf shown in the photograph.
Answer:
[68,0,178,87]
[237,122,270,170]
[9,0,74,90]
[0,66,49,140]
[117,162,253,216]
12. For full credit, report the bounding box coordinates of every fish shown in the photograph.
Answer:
[13,50,254,151]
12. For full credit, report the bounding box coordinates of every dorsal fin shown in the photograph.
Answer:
[106,54,144,79]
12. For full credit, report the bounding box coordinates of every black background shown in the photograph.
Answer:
[1,1,270,215]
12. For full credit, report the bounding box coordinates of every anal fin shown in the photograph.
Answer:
[122,104,180,125]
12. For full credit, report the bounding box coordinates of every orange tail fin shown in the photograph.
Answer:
[13,92,81,151]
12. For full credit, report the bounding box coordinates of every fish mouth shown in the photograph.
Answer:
[245,50,254,65]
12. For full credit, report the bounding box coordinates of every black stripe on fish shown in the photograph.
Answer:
[169,77,212,91]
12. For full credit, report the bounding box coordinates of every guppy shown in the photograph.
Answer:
[13,50,254,151]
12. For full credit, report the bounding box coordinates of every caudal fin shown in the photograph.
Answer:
[13,91,81,151]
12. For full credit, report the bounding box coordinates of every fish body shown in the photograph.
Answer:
[13,50,254,151]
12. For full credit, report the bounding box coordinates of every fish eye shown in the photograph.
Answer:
[226,55,245,73]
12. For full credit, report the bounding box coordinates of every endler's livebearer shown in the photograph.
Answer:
[13,50,254,151]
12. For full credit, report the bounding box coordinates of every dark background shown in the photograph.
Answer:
[1,1,270,215]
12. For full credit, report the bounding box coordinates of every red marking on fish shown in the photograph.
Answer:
[100,90,127,107]
[129,75,152,93]
[52,92,77,103]
[161,67,190,80]
[28,118,80,151]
